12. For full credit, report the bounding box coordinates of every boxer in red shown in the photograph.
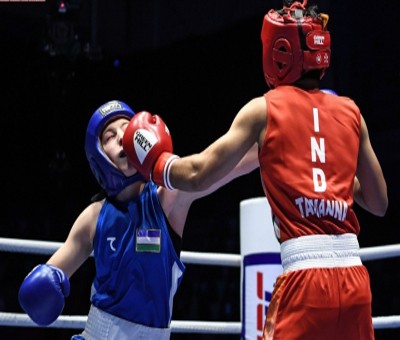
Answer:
[122,1,388,339]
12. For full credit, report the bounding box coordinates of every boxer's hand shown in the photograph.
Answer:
[18,264,70,326]
[123,111,179,189]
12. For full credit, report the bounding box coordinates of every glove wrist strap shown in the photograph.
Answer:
[152,152,179,190]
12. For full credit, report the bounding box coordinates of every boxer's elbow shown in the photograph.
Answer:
[373,198,388,217]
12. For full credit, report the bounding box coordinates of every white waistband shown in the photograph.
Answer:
[281,234,362,274]
[81,305,171,340]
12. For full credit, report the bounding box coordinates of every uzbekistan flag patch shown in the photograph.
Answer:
[136,229,161,252]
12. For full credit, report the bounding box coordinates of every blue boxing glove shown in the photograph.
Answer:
[18,264,70,326]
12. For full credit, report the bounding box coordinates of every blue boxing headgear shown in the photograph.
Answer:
[85,100,144,197]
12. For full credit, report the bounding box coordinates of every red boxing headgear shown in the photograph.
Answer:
[261,0,331,88]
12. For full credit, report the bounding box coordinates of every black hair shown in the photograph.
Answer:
[294,70,321,90]
[91,190,107,202]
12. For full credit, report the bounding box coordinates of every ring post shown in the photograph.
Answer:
[240,197,282,339]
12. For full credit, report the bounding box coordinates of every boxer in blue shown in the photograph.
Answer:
[18,100,259,339]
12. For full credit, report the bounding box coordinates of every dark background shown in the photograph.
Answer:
[1,0,399,339]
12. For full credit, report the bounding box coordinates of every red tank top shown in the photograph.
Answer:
[259,86,361,242]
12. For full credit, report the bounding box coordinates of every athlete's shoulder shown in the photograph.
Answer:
[239,96,267,117]
[334,96,361,120]
[78,200,104,225]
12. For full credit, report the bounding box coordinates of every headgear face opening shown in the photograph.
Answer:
[261,0,331,88]
[85,100,144,197]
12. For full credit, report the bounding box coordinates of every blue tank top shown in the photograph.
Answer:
[91,182,185,328]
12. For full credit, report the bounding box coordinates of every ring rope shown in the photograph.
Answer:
[0,237,242,267]
[359,244,400,261]
[0,312,242,333]
[0,312,399,332]
[1,237,400,265]
[2,237,400,332]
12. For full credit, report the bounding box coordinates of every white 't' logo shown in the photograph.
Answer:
[107,237,116,251]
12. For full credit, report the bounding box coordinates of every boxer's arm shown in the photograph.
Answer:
[159,143,259,236]
[47,201,100,276]
[169,96,266,191]
[355,115,388,216]
[19,202,99,325]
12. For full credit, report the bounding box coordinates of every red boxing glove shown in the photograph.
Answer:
[123,111,178,189]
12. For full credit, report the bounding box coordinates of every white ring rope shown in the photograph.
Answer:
[0,237,242,267]
[359,244,400,261]
[1,237,400,332]
[0,312,242,333]
[0,312,400,334]
[0,312,399,332]
[1,237,400,265]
